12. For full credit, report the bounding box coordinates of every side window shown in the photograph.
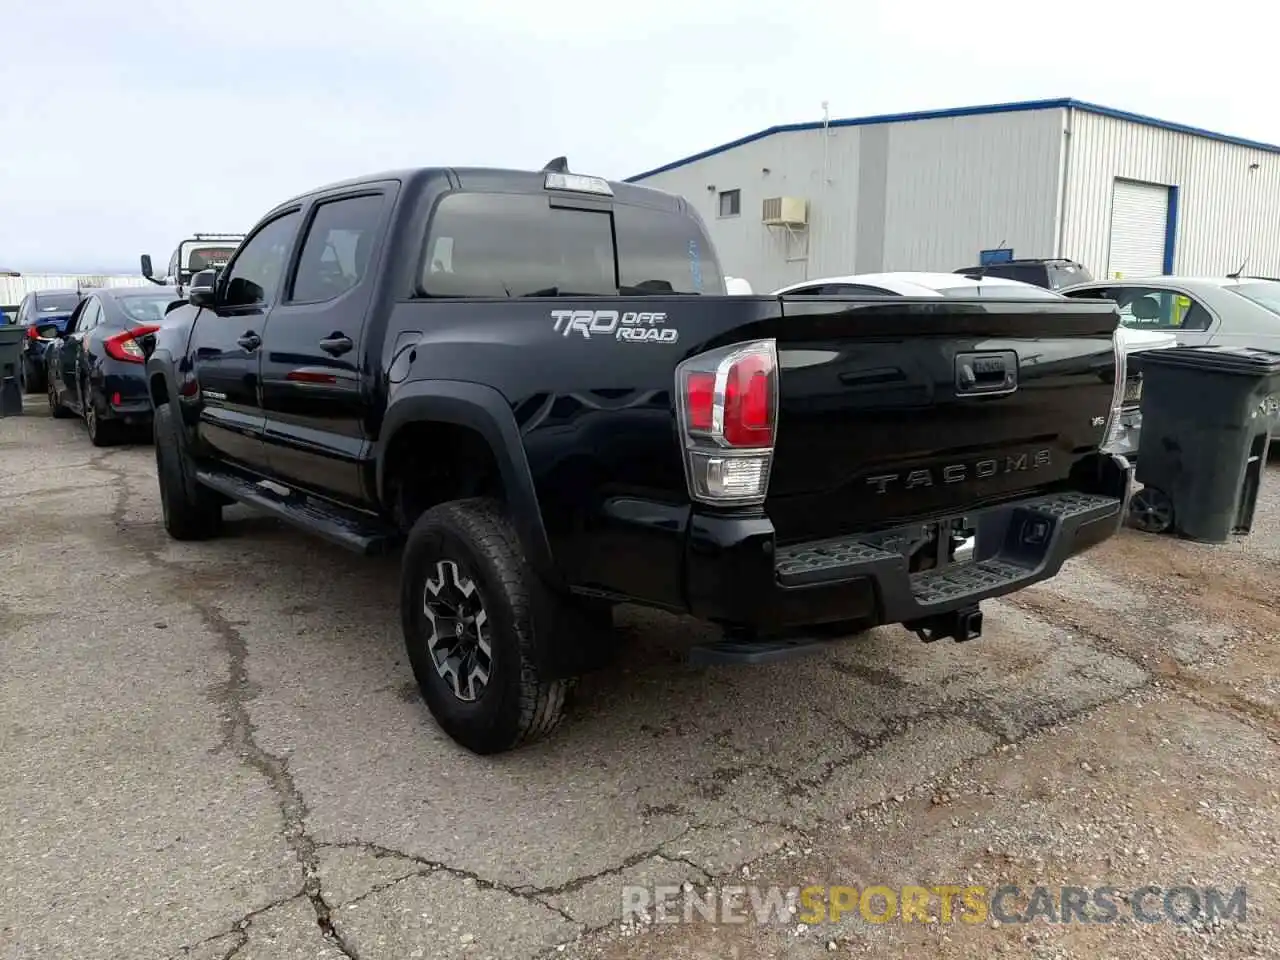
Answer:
[222,212,301,308]
[16,295,30,325]
[827,284,898,296]
[1109,286,1213,332]
[77,298,102,332]
[168,250,180,282]
[782,284,825,296]
[65,299,87,332]
[290,194,385,303]
[87,298,103,330]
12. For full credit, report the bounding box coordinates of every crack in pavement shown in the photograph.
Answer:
[194,602,360,958]
[164,892,306,959]
[317,840,576,923]
[1008,593,1280,745]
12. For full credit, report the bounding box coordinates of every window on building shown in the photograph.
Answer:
[718,189,740,218]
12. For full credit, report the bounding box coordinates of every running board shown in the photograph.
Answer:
[687,632,845,666]
[194,469,399,556]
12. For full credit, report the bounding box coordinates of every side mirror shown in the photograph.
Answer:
[188,269,219,308]
[140,254,154,279]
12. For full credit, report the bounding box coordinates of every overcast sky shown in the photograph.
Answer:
[2,0,1275,273]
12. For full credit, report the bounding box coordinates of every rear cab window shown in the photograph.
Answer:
[418,191,724,297]
[1228,281,1280,315]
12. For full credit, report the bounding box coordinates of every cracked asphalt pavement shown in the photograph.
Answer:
[3,399,1278,959]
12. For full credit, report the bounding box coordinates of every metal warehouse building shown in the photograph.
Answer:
[626,98,1280,294]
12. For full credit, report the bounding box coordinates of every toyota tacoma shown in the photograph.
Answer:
[145,162,1133,754]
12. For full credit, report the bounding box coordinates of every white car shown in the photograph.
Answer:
[772,271,1177,461]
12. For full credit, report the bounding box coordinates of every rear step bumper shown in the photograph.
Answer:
[685,469,1130,635]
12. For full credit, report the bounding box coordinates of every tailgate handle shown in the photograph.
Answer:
[955,350,1018,396]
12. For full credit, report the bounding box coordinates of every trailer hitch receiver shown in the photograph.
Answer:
[905,604,983,644]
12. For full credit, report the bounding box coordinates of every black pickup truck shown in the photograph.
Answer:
[145,163,1133,754]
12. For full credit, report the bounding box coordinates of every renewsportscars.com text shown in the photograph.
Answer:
[621,884,1248,927]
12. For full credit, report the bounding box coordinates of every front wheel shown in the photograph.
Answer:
[153,402,222,540]
[401,498,574,754]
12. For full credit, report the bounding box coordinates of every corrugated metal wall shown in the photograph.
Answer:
[635,109,1064,292]
[1,274,151,307]
[636,126,865,294]
[1062,109,1280,277]
[879,110,1063,271]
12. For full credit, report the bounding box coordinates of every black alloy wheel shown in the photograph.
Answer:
[422,558,493,703]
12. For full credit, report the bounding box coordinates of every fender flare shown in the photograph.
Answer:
[377,380,559,585]
[145,350,186,411]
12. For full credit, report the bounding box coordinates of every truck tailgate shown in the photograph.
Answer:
[764,296,1120,543]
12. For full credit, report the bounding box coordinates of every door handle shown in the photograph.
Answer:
[237,331,261,351]
[318,334,353,357]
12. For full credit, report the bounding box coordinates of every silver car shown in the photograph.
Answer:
[1059,276,1280,349]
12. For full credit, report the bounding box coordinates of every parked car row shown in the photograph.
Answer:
[13,286,181,445]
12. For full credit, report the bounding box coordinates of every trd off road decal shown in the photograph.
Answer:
[550,309,679,344]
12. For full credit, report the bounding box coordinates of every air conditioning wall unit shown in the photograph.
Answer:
[762,196,808,226]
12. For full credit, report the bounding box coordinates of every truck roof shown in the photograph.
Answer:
[272,166,687,216]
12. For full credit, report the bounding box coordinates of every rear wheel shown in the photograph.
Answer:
[401,497,574,754]
[84,389,122,447]
[153,402,222,540]
[47,374,71,419]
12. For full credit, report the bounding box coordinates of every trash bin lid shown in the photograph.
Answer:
[1139,344,1280,376]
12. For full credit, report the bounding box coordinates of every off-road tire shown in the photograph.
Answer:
[401,497,574,754]
[153,402,222,540]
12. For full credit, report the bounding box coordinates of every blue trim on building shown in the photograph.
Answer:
[1163,185,1180,275]
[626,98,1280,183]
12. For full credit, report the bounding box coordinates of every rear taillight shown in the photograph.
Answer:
[103,325,160,364]
[25,326,39,340]
[1099,327,1130,455]
[675,339,778,505]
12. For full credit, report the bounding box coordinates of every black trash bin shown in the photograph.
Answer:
[1131,345,1280,542]
[0,324,26,417]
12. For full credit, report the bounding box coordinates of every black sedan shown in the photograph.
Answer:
[46,286,180,445]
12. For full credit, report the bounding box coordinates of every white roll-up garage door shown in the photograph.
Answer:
[1106,179,1169,279]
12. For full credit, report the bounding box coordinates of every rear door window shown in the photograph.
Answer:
[1075,285,1213,331]
[290,194,386,303]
